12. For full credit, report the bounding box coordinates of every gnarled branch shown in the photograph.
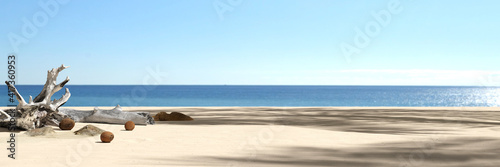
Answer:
[2,65,71,130]
[1,64,153,130]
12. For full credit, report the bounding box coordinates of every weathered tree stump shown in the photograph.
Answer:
[0,65,153,130]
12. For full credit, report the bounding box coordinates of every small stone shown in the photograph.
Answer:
[74,125,106,136]
[125,121,135,131]
[100,131,114,143]
[59,118,75,130]
[25,127,55,137]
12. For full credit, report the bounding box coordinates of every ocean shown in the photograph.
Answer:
[2,85,500,107]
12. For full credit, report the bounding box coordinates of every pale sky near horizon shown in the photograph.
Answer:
[1,0,499,85]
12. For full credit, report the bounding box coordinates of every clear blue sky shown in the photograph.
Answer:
[1,0,499,85]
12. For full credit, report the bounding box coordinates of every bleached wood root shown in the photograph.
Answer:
[2,65,71,130]
[0,109,12,122]
[1,65,154,130]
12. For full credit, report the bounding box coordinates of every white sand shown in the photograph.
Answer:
[1,107,500,167]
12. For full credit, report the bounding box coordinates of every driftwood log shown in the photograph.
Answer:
[59,105,154,125]
[0,65,153,130]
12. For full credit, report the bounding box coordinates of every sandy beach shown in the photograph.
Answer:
[1,107,499,167]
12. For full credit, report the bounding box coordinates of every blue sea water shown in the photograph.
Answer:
[2,85,500,107]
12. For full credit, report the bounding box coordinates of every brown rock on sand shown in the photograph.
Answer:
[169,112,194,121]
[100,131,114,143]
[154,111,193,121]
[154,112,169,121]
[59,118,75,130]
[125,121,135,131]
[25,127,55,137]
[74,125,106,136]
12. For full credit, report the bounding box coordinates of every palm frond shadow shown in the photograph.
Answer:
[146,108,500,135]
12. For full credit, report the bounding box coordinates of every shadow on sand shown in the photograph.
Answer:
[152,136,500,167]
[148,108,500,135]
[145,108,500,166]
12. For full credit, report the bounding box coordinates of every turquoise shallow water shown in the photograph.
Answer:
[2,85,500,107]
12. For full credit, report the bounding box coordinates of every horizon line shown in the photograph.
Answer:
[1,84,497,87]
